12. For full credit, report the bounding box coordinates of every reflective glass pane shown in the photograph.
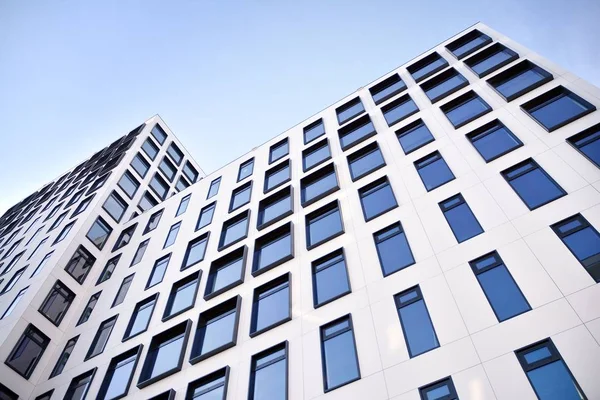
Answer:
[212,258,243,293]
[255,286,289,332]
[257,234,291,270]
[361,183,396,220]
[304,144,330,170]
[472,50,513,75]
[527,361,583,400]
[373,80,405,103]
[426,75,465,100]
[222,218,248,247]
[129,301,154,337]
[261,195,291,225]
[477,265,530,320]
[266,166,289,190]
[252,358,286,400]
[531,95,589,130]
[170,281,197,314]
[340,122,375,148]
[412,58,446,81]
[324,331,360,389]
[103,356,136,400]
[338,102,364,123]
[149,335,184,378]
[315,260,349,305]
[303,172,337,202]
[446,97,489,127]
[563,228,600,261]
[377,230,414,275]
[496,68,546,98]
[350,149,384,179]
[471,125,520,161]
[198,312,236,355]
[398,123,434,154]
[384,99,418,125]
[399,300,439,356]
[444,203,483,242]
[417,157,454,190]
[308,209,342,246]
[508,168,564,209]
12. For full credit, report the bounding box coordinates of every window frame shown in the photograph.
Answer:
[264,159,291,193]
[38,280,75,326]
[487,60,553,102]
[146,253,171,289]
[252,222,294,277]
[567,122,600,169]
[117,171,140,199]
[76,291,101,326]
[337,114,377,151]
[257,185,294,231]
[167,142,184,165]
[418,377,459,400]
[181,232,210,271]
[302,138,331,172]
[445,28,492,59]
[381,93,419,127]
[96,254,120,285]
[464,42,519,78]
[123,293,159,341]
[395,118,435,155]
[64,368,97,400]
[369,73,407,105]
[65,245,96,284]
[439,193,484,243]
[250,272,292,337]
[49,335,79,378]
[85,315,118,360]
[303,119,326,144]
[319,314,361,392]
[5,324,50,379]
[163,221,182,249]
[176,194,191,217]
[237,158,255,182]
[185,366,230,400]
[414,150,455,191]
[142,138,160,160]
[103,191,128,223]
[347,141,386,182]
[269,138,289,164]
[204,245,247,301]
[358,176,398,221]
[144,209,164,234]
[305,200,345,250]
[336,97,365,125]
[420,67,469,103]
[440,90,492,129]
[248,341,289,400]
[218,210,250,251]
[162,271,201,321]
[229,181,253,212]
[311,248,351,308]
[196,202,216,231]
[112,273,134,308]
[300,163,340,206]
[96,345,143,400]
[86,216,112,250]
[373,222,415,277]
[207,177,221,199]
[131,152,151,178]
[466,119,523,162]
[407,52,448,83]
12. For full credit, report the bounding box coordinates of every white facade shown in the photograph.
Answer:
[1,22,600,400]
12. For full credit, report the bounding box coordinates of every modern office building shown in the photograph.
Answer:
[1,21,599,400]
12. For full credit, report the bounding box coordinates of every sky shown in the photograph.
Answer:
[1,0,599,215]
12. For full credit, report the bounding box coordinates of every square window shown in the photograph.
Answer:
[131,153,150,178]
[97,255,120,285]
[64,369,96,400]
[39,280,74,326]
[151,124,167,144]
[49,335,78,378]
[358,176,398,221]
[464,42,519,78]
[137,320,192,388]
[118,171,140,199]
[521,86,596,132]
[445,29,492,59]
[312,248,351,308]
[250,273,291,336]
[320,315,361,391]
[196,202,216,231]
[257,186,293,231]
[142,138,159,160]
[205,246,247,300]
[269,138,289,164]
[338,114,377,151]
[123,294,158,340]
[369,73,407,105]
[163,271,201,320]
[395,286,439,357]
[264,160,291,193]
[487,60,553,102]
[181,232,209,271]
[218,210,250,250]
[249,342,288,400]
[501,158,566,209]
[303,119,326,144]
[113,223,137,251]
[300,163,339,206]
[238,158,255,181]
[176,194,191,216]
[86,217,112,250]
[112,274,134,307]
[439,194,483,243]
[381,94,419,126]
[336,97,365,125]
[150,173,169,200]
[146,254,171,289]
[414,151,455,191]
[252,222,294,276]
[466,119,522,162]
[419,377,458,400]
[567,123,600,169]
[441,90,492,129]
[167,142,184,165]
[229,181,253,212]
[77,291,100,325]
[374,222,415,276]
[159,157,177,182]
[347,141,386,181]
[138,191,158,212]
[396,119,435,154]
[302,138,331,172]
[103,191,128,222]
[183,161,199,183]
[407,52,449,83]
[86,315,118,360]
[5,324,49,379]
[65,245,96,284]
[207,177,221,199]
[420,67,469,103]
[185,367,230,400]
[190,295,241,363]
[306,200,344,249]
[96,345,142,400]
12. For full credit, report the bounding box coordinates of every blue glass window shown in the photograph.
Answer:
[112,274,134,307]
[131,153,150,178]
[470,251,530,321]
[370,73,406,105]
[488,60,553,101]
[382,94,419,126]
[159,156,176,181]
[149,173,169,200]
[306,201,344,249]
[338,115,377,151]
[151,124,167,145]
[176,194,191,216]
[336,97,365,125]
[467,119,522,162]
[205,247,246,299]
[185,367,229,400]
[312,249,351,307]
[320,316,361,391]
[374,222,415,276]
[5,324,50,380]
[301,164,339,206]
[138,191,158,212]
[163,222,181,248]
[396,119,435,154]
[86,316,117,359]
[181,233,209,271]
[251,274,290,336]
[439,194,483,243]
[419,377,458,400]
[304,119,326,144]
[190,297,239,362]
[184,161,199,183]
[253,223,293,276]
[303,139,331,171]
[395,286,439,357]
[359,177,398,221]
[144,209,163,234]
[415,151,455,191]
[163,272,200,319]
[567,123,600,168]
[408,52,449,83]
[141,138,159,160]
[502,159,565,210]
[347,142,385,181]
[97,346,140,400]
[445,29,492,59]
[123,294,157,340]
[257,186,293,230]
[269,139,289,164]
[207,177,221,199]
[219,211,249,250]
[441,91,492,129]
[167,142,183,165]
[229,181,252,212]
[516,339,585,400]
[196,202,216,231]
[521,86,596,132]
[87,217,112,250]
[249,343,287,400]
[420,68,468,103]
[464,42,518,77]
[238,158,254,181]
[264,160,291,193]
[551,214,600,282]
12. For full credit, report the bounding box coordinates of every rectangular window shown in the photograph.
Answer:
[182,233,209,271]
[312,248,351,308]
[113,224,137,251]
[65,189,85,208]
[150,173,169,200]
[395,286,439,357]
[39,280,75,326]
[167,142,184,165]
[163,271,201,320]
[218,210,249,250]
[320,315,360,391]
[152,124,168,144]
[407,52,448,83]
[374,222,415,276]
[251,273,291,336]
[137,320,192,388]
[142,138,159,160]
[97,255,120,285]
[77,291,101,325]
[336,97,365,125]
[381,94,419,126]
[501,158,566,209]
[123,294,158,340]
[396,119,435,155]
[567,123,600,168]
[196,202,216,231]
[186,367,230,400]
[65,246,96,284]
[207,177,221,199]
[445,29,492,59]
[130,239,150,266]
[138,191,158,212]
[338,114,377,151]
[466,119,522,162]
[144,209,163,234]
[470,251,530,321]
[359,176,398,221]
[258,186,293,231]
[5,324,49,379]
[419,377,458,400]
[131,153,150,178]
[252,222,293,276]
[205,246,247,300]
[415,151,455,191]
[421,67,469,103]
[229,181,252,212]
[30,251,53,277]
[521,86,596,132]
[53,221,74,244]
[184,161,199,183]
[103,191,128,223]
[238,158,255,181]
[347,141,386,181]
[487,60,553,102]
[72,194,95,217]
[176,194,191,216]
[441,90,492,129]
[112,274,134,307]
[264,160,291,193]
[464,42,519,78]
[369,73,406,105]
[551,214,600,282]
[118,171,140,199]
[64,369,96,400]
[1,286,28,319]
[439,194,483,243]
[176,176,190,192]
[301,163,339,206]
[48,211,67,231]
[86,217,112,250]
[516,339,585,400]
[303,119,326,144]
[146,254,171,289]
[0,384,18,400]
[249,342,288,400]
[163,222,181,248]
[86,315,118,360]
[190,295,241,363]
[302,138,331,172]
[306,201,344,249]
[269,138,289,164]
[49,335,79,378]
[97,346,142,400]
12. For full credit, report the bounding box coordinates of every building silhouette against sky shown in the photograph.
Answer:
[1,22,599,400]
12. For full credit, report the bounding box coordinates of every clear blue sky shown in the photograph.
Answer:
[1,0,599,215]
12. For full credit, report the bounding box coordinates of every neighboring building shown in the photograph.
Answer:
[1,22,599,400]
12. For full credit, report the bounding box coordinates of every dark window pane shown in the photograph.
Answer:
[118,172,139,199]
[419,377,458,400]
[150,174,169,200]
[307,203,343,248]
[186,368,228,400]
[184,162,199,183]
[252,276,290,335]
[421,69,468,102]
[415,152,455,191]
[207,178,221,199]
[197,203,216,230]
[313,250,351,306]
[348,143,385,181]
[442,92,491,128]
[337,98,364,124]
[321,317,360,390]
[151,124,167,144]
[467,120,522,162]
[446,29,491,59]
[440,195,483,243]
[375,223,415,276]
[408,53,448,82]
[87,316,117,359]
[502,159,565,209]
[131,154,150,178]
[164,273,200,318]
[65,246,96,284]
[131,239,149,266]
[39,281,74,326]
[86,217,112,249]
[50,336,78,378]
[64,369,95,400]
[562,228,600,261]
[167,143,183,165]
[304,120,326,144]
[99,348,140,400]
[97,255,120,284]
[103,192,127,222]
[338,115,376,150]
[359,178,397,220]
[303,140,331,171]
[191,298,239,361]
[568,124,600,168]
[396,120,435,154]
[6,325,49,378]
[142,139,158,160]
[465,43,517,77]
[370,74,406,104]
[497,68,548,99]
